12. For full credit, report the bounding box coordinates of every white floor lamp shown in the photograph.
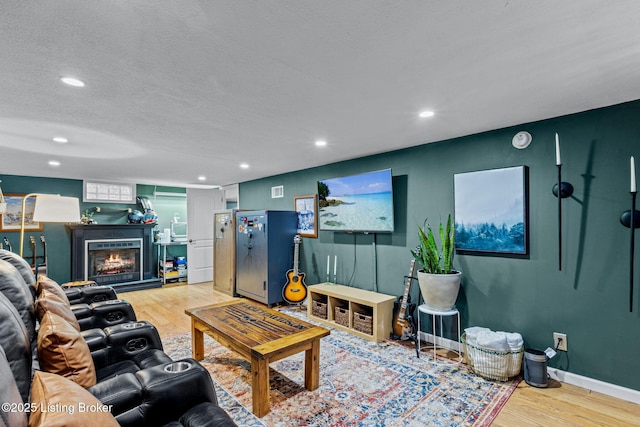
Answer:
[19,193,80,257]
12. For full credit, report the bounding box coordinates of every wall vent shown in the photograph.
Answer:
[271,185,284,199]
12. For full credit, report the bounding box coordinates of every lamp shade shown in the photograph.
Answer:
[0,183,6,214]
[32,194,80,223]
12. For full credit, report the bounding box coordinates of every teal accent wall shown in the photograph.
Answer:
[239,99,640,391]
[0,175,84,282]
[0,175,187,282]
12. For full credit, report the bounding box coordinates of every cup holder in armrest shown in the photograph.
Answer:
[122,322,147,329]
[164,361,193,373]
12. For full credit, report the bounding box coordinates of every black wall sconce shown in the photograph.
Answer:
[620,156,638,312]
[553,133,574,271]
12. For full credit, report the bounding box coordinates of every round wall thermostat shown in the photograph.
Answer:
[512,131,532,149]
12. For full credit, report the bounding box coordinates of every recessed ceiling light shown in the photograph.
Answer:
[315,140,327,147]
[60,77,85,87]
[418,110,435,118]
[48,160,61,167]
[197,175,206,181]
[240,163,249,169]
[52,137,68,143]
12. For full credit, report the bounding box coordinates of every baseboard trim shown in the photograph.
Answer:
[418,331,640,404]
[547,367,640,404]
[418,331,463,354]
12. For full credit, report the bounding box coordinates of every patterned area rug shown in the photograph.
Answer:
[163,311,519,427]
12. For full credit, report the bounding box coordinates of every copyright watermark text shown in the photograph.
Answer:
[2,402,112,415]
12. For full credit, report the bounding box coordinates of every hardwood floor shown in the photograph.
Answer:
[120,281,235,338]
[120,283,640,426]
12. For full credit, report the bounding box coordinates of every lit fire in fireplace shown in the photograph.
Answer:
[96,251,136,274]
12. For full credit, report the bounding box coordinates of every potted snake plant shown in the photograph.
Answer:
[410,214,461,311]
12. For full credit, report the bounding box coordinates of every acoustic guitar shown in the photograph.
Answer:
[282,235,308,304]
[392,259,417,341]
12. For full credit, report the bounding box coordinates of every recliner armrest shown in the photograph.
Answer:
[175,402,238,427]
[135,359,219,426]
[71,303,94,330]
[81,328,107,352]
[88,300,137,329]
[72,300,137,330]
[102,321,163,366]
[87,372,143,417]
[64,287,83,304]
[81,286,117,303]
[71,303,92,318]
[63,283,118,304]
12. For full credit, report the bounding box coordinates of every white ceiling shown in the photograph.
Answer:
[1,1,640,188]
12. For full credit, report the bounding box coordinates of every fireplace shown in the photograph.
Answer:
[67,224,159,291]
[86,239,143,285]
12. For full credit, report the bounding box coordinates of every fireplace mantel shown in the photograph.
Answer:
[66,224,160,292]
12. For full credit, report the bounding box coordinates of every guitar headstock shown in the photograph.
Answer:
[40,235,46,244]
[29,235,36,245]
[294,234,302,245]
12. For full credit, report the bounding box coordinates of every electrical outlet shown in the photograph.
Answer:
[553,332,568,351]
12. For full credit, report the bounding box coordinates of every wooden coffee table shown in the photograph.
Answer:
[185,299,330,417]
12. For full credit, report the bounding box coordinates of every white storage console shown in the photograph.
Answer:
[307,283,396,342]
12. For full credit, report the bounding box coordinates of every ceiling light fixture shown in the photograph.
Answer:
[48,160,61,167]
[315,140,327,147]
[197,175,206,181]
[60,77,85,87]
[419,110,435,118]
[240,163,249,169]
[52,137,68,144]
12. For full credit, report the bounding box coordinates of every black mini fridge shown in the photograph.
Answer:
[235,210,297,306]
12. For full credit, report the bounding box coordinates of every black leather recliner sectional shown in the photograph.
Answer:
[1,247,139,331]
[0,250,237,427]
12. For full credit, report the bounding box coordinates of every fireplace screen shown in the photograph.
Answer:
[86,239,143,285]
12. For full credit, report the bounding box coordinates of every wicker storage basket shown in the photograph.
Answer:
[462,332,524,381]
[311,300,327,319]
[353,311,373,335]
[334,306,350,327]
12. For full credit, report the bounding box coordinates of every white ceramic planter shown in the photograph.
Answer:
[417,270,462,311]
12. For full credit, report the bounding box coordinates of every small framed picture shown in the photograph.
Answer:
[0,194,44,232]
[294,194,318,238]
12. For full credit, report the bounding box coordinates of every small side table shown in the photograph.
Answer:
[417,304,462,364]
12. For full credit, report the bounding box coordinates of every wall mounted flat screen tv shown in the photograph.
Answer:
[317,169,394,233]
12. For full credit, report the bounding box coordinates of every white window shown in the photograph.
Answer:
[83,181,136,203]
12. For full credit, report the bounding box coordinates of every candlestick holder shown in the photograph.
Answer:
[553,165,574,271]
[552,182,575,198]
[619,209,640,228]
[621,192,638,312]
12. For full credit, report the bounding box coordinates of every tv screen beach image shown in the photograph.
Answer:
[318,169,394,232]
